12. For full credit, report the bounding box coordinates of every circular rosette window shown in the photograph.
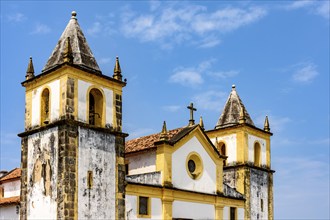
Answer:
[186,152,203,180]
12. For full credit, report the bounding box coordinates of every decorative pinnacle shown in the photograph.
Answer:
[187,103,197,126]
[63,37,73,63]
[71,11,77,19]
[199,116,204,130]
[239,105,246,124]
[113,56,123,81]
[232,84,236,90]
[264,115,270,132]
[159,121,169,141]
[25,57,35,80]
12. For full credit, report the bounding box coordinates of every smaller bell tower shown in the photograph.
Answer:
[19,11,127,220]
[207,85,274,220]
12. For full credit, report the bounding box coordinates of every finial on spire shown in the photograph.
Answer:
[232,84,236,90]
[187,103,197,126]
[199,116,204,130]
[113,56,123,81]
[71,11,77,19]
[264,115,270,132]
[239,105,246,124]
[63,37,73,63]
[25,57,35,80]
[159,121,169,141]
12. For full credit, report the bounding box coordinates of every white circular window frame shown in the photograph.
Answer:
[185,151,204,180]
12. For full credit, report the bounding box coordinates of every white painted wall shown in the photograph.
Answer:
[78,80,90,123]
[2,180,20,198]
[248,134,266,165]
[238,208,244,220]
[0,206,19,220]
[77,80,114,126]
[172,201,214,219]
[211,134,237,164]
[103,88,113,127]
[127,151,156,175]
[77,127,116,219]
[31,80,60,127]
[126,195,162,220]
[172,136,216,194]
[27,127,58,219]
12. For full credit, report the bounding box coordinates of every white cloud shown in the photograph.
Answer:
[193,90,227,111]
[98,57,112,64]
[87,22,102,36]
[6,12,26,22]
[285,1,329,19]
[120,3,266,48]
[292,62,318,83]
[127,128,155,140]
[162,105,181,112]
[30,23,51,34]
[169,59,238,87]
[255,113,291,133]
[169,69,203,87]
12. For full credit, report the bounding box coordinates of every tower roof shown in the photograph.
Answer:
[215,85,254,129]
[42,11,101,73]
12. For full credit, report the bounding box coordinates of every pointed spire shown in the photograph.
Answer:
[159,121,169,141]
[42,11,101,73]
[215,85,255,129]
[264,116,270,132]
[25,57,35,80]
[199,116,204,130]
[239,105,246,124]
[63,37,73,64]
[113,56,123,81]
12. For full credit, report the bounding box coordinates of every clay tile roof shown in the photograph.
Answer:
[0,196,20,206]
[126,126,197,154]
[215,85,254,129]
[0,168,21,182]
[42,11,101,74]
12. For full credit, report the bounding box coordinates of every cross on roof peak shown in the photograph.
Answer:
[187,103,197,126]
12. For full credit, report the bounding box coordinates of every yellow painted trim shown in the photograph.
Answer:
[73,77,78,120]
[40,86,52,127]
[85,86,106,127]
[253,140,262,166]
[126,183,244,207]
[185,151,203,180]
[25,90,32,129]
[156,143,172,185]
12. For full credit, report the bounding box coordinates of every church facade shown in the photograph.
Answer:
[13,12,274,220]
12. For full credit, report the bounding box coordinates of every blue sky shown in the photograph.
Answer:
[1,1,329,219]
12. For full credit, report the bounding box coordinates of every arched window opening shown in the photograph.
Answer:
[88,88,103,126]
[41,88,50,125]
[218,141,227,166]
[254,142,261,166]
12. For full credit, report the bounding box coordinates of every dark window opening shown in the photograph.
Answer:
[230,207,236,220]
[139,196,149,215]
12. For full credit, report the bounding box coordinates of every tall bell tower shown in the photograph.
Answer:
[207,85,274,220]
[19,11,127,219]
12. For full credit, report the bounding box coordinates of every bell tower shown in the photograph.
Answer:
[207,85,274,220]
[19,12,127,219]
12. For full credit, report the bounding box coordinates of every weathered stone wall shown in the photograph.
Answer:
[57,123,78,219]
[26,127,59,219]
[250,168,269,220]
[77,127,117,219]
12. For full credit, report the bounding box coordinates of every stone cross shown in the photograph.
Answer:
[187,103,197,126]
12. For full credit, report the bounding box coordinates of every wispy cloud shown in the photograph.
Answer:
[255,113,291,133]
[292,62,318,84]
[169,59,238,87]
[6,12,26,22]
[98,57,112,65]
[162,105,181,112]
[87,22,102,36]
[127,128,155,140]
[30,23,51,34]
[285,1,329,19]
[193,90,227,111]
[120,3,267,48]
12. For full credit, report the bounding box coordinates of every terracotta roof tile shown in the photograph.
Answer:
[0,168,21,182]
[0,196,20,206]
[126,126,196,154]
